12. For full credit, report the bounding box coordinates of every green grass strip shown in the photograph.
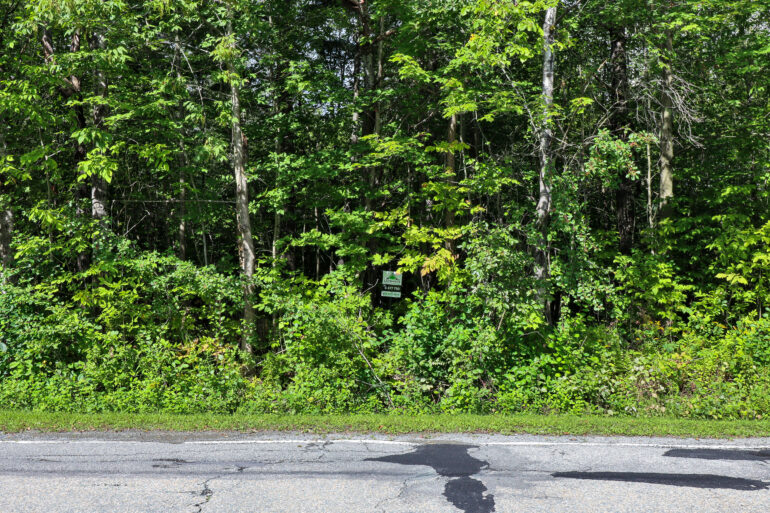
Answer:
[1,411,769,438]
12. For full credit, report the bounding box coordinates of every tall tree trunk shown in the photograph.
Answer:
[658,30,675,220]
[353,4,384,299]
[228,20,256,355]
[646,140,654,229]
[355,2,377,212]
[0,206,11,278]
[268,14,283,268]
[535,5,557,325]
[610,26,634,255]
[444,112,458,254]
[42,29,90,270]
[63,30,91,271]
[375,16,384,138]
[174,35,188,260]
[272,211,281,263]
[177,167,187,260]
[363,11,383,213]
[350,33,361,146]
[270,35,285,268]
[0,113,12,279]
[90,31,108,224]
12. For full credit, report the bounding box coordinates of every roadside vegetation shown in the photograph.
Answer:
[1,1,769,421]
[2,411,770,438]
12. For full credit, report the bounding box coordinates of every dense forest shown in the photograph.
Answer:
[1,0,769,418]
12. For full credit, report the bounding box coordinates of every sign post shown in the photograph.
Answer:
[381,271,402,298]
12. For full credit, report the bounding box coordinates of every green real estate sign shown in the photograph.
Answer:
[382,271,402,298]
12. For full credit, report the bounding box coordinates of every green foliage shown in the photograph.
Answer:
[0,246,248,413]
[1,0,769,420]
[708,221,770,318]
[244,272,392,413]
[585,130,654,186]
[614,252,694,329]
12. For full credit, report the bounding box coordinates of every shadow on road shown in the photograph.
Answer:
[552,472,769,491]
[366,443,495,513]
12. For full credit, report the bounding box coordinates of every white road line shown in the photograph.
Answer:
[0,439,415,446]
[0,439,768,450]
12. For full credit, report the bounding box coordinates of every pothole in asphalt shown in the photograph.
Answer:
[366,443,495,513]
[552,471,769,491]
[663,448,770,462]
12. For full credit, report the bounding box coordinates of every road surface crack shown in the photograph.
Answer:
[373,472,435,513]
[315,440,331,462]
[191,476,218,513]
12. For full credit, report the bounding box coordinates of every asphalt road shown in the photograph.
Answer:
[1,432,769,512]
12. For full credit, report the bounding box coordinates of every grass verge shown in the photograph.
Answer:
[1,410,770,438]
